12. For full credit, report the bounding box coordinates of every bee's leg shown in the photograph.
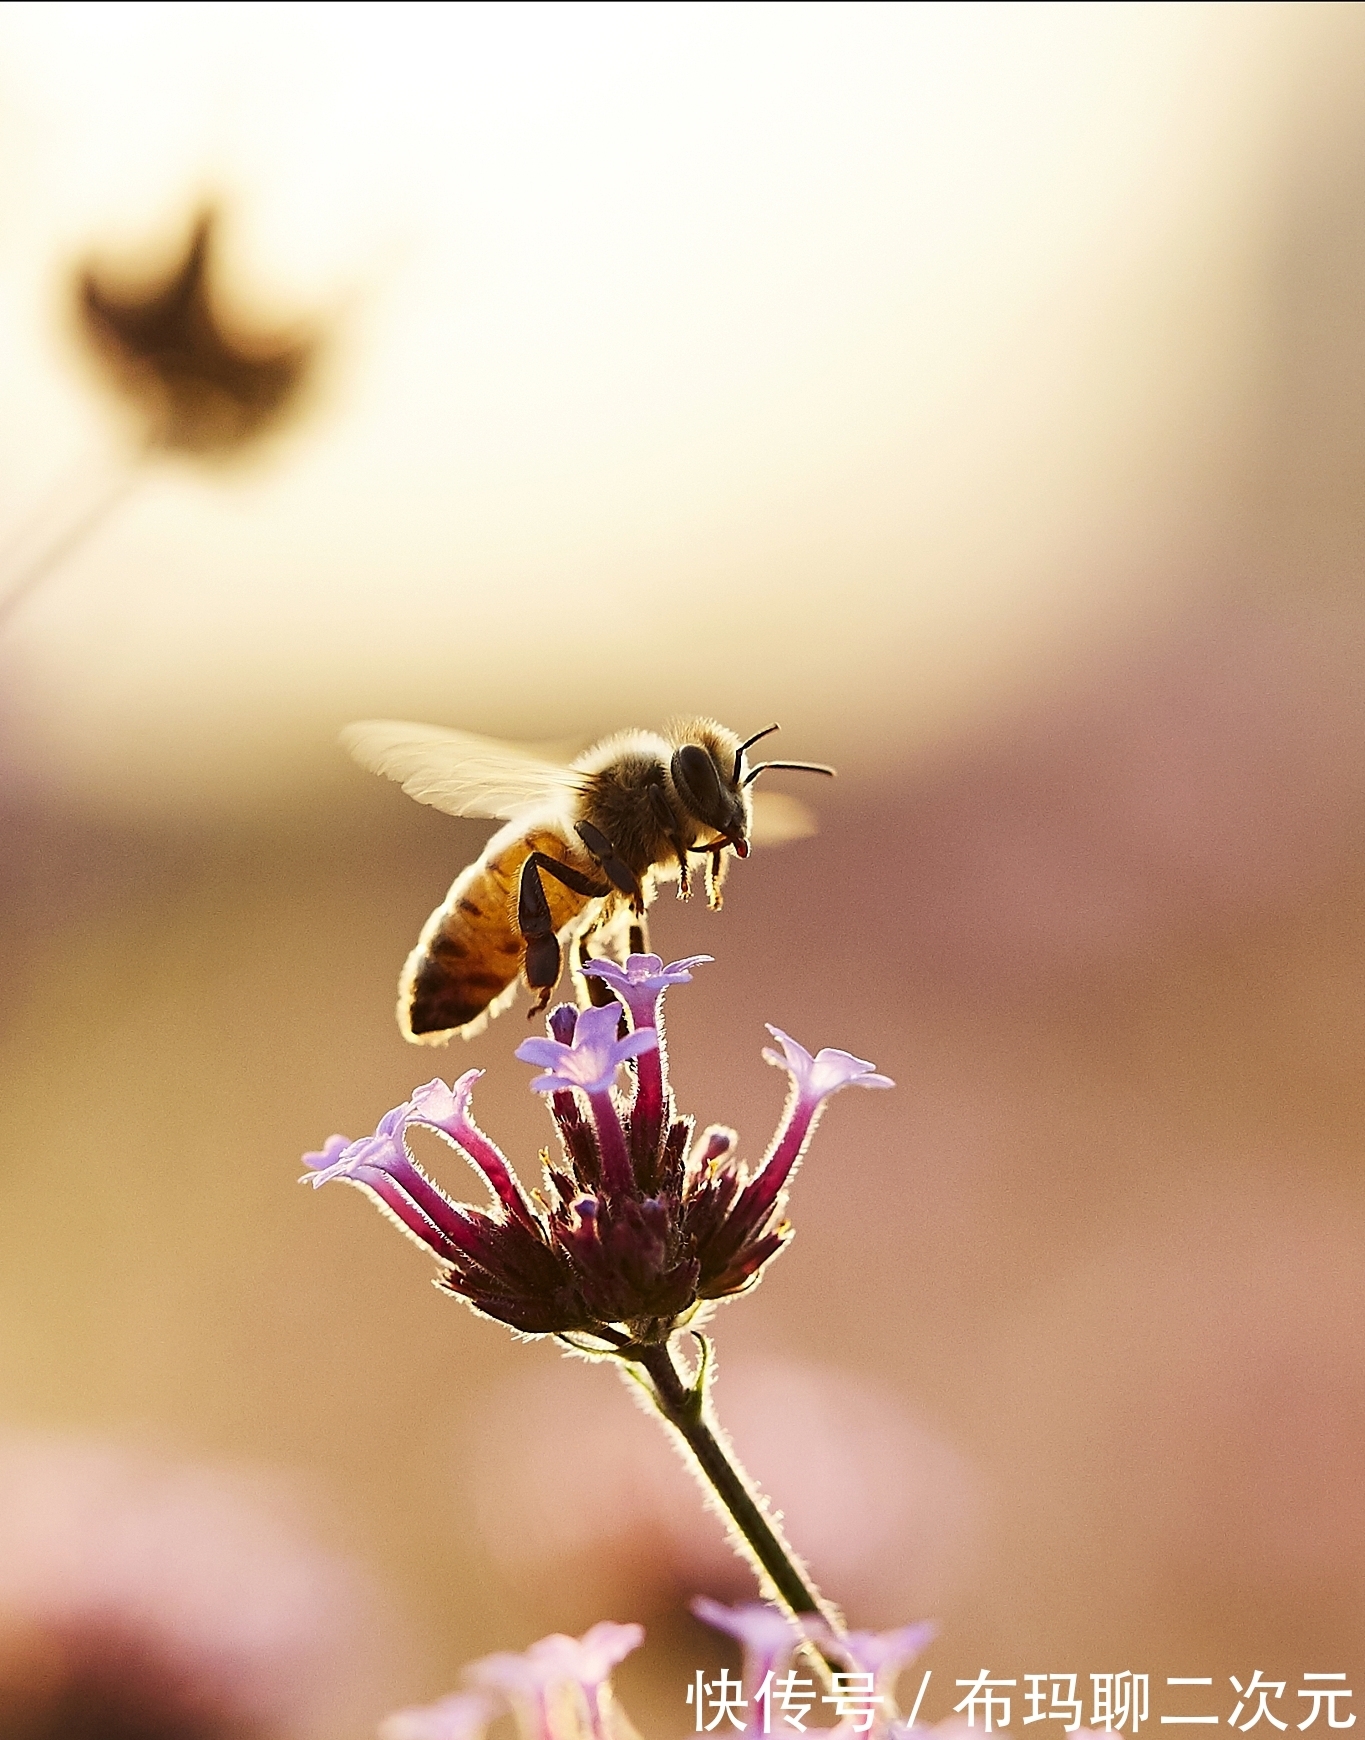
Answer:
[703,844,730,911]
[646,783,692,898]
[573,821,644,910]
[518,853,611,1013]
[629,917,650,957]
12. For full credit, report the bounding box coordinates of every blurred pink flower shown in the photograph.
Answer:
[381,1613,993,1740]
[385,1622,643,1740]
[692,1600,934,1738]
[689,1598,806,1725]
[0,1429,399,1739]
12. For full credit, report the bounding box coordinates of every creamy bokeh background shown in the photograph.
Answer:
[2,4,1365,1737]
[0,0,1312,800]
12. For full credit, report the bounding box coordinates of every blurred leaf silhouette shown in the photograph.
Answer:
[0,208,322,632]
[77,207,317,458]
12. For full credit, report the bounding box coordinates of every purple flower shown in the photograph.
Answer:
[407,1071,538,1223]
[301,1132,351,1173]
[299,1078,539,1275]
[573,953,711,1175]
[518,1003,660,1192]
[806,1618,937,1734]
[375,1612,940,1740]
[694,1603,936,1740]
[709,1030,895,1263]
[569,953,709,1179]
[580,951,712,1027]
[465,1621,643,1740]
[304,949,892,1347]
[692,1597,806,1701]
[822,1619,936,1686]
[762,1029,896,1104]
[380,1622,643,1740]
[407,1072,479,1131]
[300,1104,406,1184]
[516,1002,658,1095]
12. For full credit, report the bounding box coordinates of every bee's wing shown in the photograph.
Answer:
[748,789,818,845]
[341,720,580,820]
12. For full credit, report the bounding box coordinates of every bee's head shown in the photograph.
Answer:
[668,722,834,855]
[670,737,752,854]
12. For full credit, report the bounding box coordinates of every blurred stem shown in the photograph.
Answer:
[631,1337,842,1682]
[0,454,144,633]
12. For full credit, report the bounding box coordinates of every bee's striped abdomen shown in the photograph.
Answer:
[400,821,597,1043]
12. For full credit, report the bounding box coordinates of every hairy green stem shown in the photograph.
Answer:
[632,1336,843,1677]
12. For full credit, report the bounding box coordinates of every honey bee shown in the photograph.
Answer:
[341,717,833,1043]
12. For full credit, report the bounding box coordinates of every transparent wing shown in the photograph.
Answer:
[341,720,581,820]
[748,789,818,845]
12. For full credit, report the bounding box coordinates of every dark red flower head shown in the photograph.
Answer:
[304,954,891,1352]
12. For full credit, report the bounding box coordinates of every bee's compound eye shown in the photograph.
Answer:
[671,744,729,829]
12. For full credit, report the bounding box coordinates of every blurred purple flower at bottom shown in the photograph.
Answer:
[382,1608,959,1740]
[390,1623,643,1740]
[693,1600,934,1739]
[807,1617,936,1695]
[812,1617,936,1737]
[690,1597,806,1722]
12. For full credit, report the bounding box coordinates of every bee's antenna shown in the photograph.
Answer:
[742,760,836,786]
[732,723,781,784]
